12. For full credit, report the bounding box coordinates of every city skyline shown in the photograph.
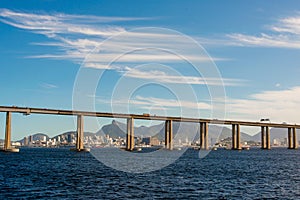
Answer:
[1,1,300,139]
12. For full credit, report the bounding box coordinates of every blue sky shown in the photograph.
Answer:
[1,0,300,139]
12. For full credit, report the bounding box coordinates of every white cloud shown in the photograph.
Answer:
[0,9,128,62]
[227,86,300,124]
[123,68,244,86]
[133,95,211,110]
[271,16,300,34]
[0,9,228,64]
[227,14,300,48]
[40,83,58,89]
[0,8,138,36]
[97,95,211,110]
[227,33,300,48]
[0,9,239,89]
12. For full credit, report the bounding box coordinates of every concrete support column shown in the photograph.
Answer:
[232,124,236,150]
[169,120,173,150]
[261,126,266,149]
[200,122,205,149]
[292,127,298,149]
[266,126,270,150]
[232,124,241,150]
[236,124,241,150]
[165,120,173,150]
[204,122,208,150]
[126,118,134,151]
[76,115,84,151]
[165,120,169,149]
[261,126,270,150]
[4,112,12,150]
[288,127,293,149]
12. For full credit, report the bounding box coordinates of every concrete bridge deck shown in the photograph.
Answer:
[0,105,299,128]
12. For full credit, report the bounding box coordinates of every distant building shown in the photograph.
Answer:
[141,137,160,146]
[142,137,151,145]
[284,138,288,146]
[29,135,33,144]
[273,138,280,146]
[67,134,72,143]
[23,136,28,146]
[150,137,160,146]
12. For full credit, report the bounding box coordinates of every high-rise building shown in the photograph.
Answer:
[142,137,151,145]
[23,136,28,146]
[29,135,33,144]
[273,138,280,146]
[150,137,160,146]
[67,134,72,143]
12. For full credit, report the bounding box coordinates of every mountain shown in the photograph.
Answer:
[18,133,49,143]
[135,123,164,137]
[96,120,126,138]
[53,131,95,138]
[12,120,260,143]
[154,122,252,142]
[95,120,165,138]
[95,120,253,143]
[252,127,300,142]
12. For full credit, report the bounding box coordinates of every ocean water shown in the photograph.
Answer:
[0,148,300,199]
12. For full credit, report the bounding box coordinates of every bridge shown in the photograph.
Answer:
[0,105,298,152]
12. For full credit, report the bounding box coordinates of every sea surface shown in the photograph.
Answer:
[0,147,300,199]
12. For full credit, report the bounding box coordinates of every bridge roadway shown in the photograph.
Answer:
[0,105,299,152]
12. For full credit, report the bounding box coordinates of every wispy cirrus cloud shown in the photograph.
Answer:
[0,9,240,88]
[0,8,140,37]
[40,82,58,89]
[270,16,300,35]
[97,95,211,110]
[227,14,300,48]
[0,9,126,62]
[227,33,300,48]
[123,67,245,86]
[0,9,227,64]
[133,95,211,110]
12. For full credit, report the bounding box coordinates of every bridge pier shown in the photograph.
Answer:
[126,118,134,151]
[261,126,265,149]
[232,124,236,149]
[266,126,270,150]
[293,127,298,149]
[288,127,298,149]
[288,127,293,149]
[165,120,173,150]
[2,112,19,152]
[237,124,241,150]
[4,112,12,150]
[261,126,270,149]
[200,122,208,150]
[232,124,241,150]
[200,122,205,149]
[76,115,84,151]
[205,123,208,150]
